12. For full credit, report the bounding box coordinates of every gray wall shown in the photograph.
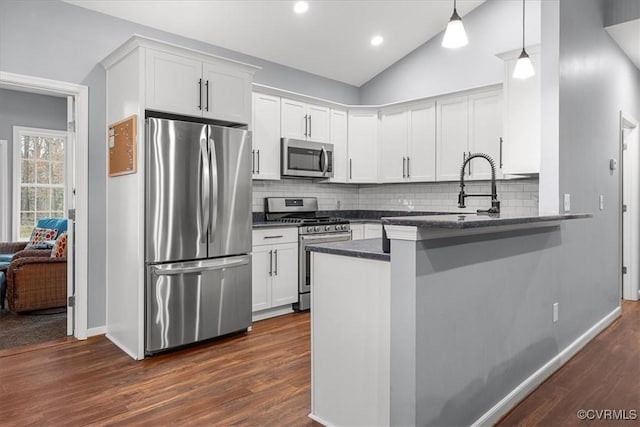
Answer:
[0,0,359,328]
[557,0,640,329]
[359,0,541,104]
[603,0,640,26]
[388,0,640,424]
[0,88,68,236]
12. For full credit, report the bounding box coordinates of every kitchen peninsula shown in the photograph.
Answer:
[308,212,594,426]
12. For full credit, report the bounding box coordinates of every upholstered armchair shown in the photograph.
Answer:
[4,249,67,312]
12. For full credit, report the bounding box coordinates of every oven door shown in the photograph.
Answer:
[298,232,351,309]
[281,138,333,178]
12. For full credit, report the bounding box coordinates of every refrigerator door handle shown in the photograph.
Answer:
[200,136,210,239]
[209,136,219,243]
[151,256,250,275]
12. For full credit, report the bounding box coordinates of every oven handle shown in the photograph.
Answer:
[300,233,352,242]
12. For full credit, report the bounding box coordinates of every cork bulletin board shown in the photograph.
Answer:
[108,115,137,177]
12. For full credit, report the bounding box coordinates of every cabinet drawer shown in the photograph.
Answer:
[253,228,298,246]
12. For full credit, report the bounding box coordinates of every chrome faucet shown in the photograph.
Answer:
[457,153,500,214]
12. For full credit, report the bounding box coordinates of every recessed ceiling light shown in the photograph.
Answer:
[371,35,384,47]
[294,1,309,14]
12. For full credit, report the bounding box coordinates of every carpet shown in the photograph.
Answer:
[0,307,67,350]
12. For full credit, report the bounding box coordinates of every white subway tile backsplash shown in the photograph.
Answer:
[252,178,538,215]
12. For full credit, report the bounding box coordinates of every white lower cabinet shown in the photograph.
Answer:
[351,222,382,240]
[252,228,298,320]
[364,223,383,239]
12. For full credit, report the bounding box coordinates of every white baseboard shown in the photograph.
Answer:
[472,306,622,427]
[252,305,294,322]
[106,333,143,360]
[308,412,336,427]
[86,325,106,337]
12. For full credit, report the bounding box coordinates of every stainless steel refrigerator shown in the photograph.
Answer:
[145,117,252,354]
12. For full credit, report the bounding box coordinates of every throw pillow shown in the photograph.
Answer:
[51,232,68,258]
[25,227,58,249]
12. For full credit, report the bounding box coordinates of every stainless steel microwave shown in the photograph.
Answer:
[281,138,334,179]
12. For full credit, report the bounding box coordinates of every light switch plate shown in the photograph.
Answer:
[564,194,571,212]
[553,303,559,323]
[599,195,604,210]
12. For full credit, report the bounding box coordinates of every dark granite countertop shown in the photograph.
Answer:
[381,213,592,229]
[306,238,389,262]
[252,222,298,229]
[253,210,468,226]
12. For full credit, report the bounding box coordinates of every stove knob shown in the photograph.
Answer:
[307,227,314,233]
[336,225,343,231]
[325,225,331,231]
[314,226,320,232]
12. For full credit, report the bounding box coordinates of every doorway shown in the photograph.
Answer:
[621,110,639,301]
[0,71,88,339]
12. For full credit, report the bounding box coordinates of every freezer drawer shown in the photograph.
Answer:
[145,255,252,353]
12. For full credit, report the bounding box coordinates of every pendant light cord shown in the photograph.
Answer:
[522,0,525,49]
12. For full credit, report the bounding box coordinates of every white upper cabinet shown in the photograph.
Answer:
[378,108,409,183]
[251,92,281,180]
[408,101,437,182]
[436,89,503,182]
[378,102,436,183]
[330,109,348,183]
[281,98,331,143]
[348,111,379,183]
[146,49,203,118]
[202,62,252,124]
[145,46,256,124]
[437,95,469,181]
[500,47,541,175]
[468,90,503,181]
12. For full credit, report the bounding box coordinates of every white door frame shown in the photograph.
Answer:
[0,71,89,339]
[0,140,8,240]
[621,110,639,301]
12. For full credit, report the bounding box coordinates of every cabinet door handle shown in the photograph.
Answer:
[205,80,209,112]
[402,157,406,178]
[269,250,273,276]
[407,156,411,178]
[251,149,255,174]
[308,115,312,138]
[274,249,278,276]
[198,78,202,110]
[499,137,503,169]
[304,114,308,137]
[256,150,260,174]
[349,158,353,180]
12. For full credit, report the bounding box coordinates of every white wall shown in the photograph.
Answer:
[359,0,541,104]
[252,178,539,216]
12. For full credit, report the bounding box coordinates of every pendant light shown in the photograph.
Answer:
[513,0,535,79]
[442,0,468,49]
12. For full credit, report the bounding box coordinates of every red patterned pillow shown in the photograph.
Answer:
[51,233,68,258]
[26,227,58,249]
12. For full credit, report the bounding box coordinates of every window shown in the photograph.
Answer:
[13,127,67,240]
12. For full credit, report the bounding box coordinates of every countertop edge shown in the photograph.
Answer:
[306,239,390,262]
[382,213,592,241]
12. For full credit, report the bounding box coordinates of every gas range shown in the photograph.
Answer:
[264,198,351,235]
[264,197,352,312]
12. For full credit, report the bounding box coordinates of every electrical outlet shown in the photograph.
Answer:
[553,303,559,323]
[599,195,604,210]
[564,194,571,212]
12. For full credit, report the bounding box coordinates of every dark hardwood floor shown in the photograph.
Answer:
[498,300,640,426]
[0,301,637,426]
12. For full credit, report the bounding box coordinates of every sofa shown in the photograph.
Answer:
[0,218,68,312]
